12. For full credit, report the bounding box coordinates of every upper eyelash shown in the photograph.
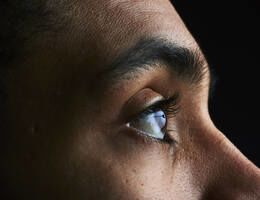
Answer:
[142,93,180,118]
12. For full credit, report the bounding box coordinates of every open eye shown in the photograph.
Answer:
[127,109,167,140]
[125,94,179,142]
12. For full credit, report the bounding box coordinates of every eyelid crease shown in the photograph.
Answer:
[121,88,165,123]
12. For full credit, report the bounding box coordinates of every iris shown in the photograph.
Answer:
[127,109,166,140]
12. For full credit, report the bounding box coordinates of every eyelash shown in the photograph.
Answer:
[135,93,180,144]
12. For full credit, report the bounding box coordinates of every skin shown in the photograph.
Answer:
[1,0,260,199]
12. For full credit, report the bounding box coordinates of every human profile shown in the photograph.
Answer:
[0,1,259,199]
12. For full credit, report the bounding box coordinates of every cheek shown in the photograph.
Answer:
[106,140,200,200]
[67,114,206,200]
[68,127,178,199]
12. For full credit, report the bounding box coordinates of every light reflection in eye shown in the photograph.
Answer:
[127,109,166,140]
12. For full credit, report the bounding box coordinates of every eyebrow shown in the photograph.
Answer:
[98,37,209,88]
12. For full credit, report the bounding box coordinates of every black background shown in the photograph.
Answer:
[172,1,259,166]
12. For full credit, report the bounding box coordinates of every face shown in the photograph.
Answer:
[2,0,259,199]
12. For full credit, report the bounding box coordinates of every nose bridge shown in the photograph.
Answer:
[200,126,260,199]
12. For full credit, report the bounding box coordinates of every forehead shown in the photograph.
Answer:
[56,0,197,65]
[19,0,200,88]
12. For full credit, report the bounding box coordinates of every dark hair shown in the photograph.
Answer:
[0,0,72,103]
[0,0,47,123]
[0,1,61,68]
[0,5,69,195]
[0,1,69,138]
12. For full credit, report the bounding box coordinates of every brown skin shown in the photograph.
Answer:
[1,0,260,199]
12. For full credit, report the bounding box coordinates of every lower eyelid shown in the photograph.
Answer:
[121,124,159,143]
[124,124,172,145]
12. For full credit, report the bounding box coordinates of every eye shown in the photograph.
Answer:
[126,95,179,142]
[127,109,167,140]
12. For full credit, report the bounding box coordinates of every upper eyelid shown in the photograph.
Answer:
[150,93,180,111]
[120,88,180,126]
[134,98,167,118]
[135,93,180,118]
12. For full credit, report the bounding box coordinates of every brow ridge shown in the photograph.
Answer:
[99,37,209,87]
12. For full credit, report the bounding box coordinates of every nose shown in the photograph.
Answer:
[199,124,260,200]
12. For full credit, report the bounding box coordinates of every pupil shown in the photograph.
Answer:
[153,110,166,129]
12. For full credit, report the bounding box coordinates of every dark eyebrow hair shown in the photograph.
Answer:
[98,37,209,88]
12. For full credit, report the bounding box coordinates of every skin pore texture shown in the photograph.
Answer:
[1,0,260,199]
